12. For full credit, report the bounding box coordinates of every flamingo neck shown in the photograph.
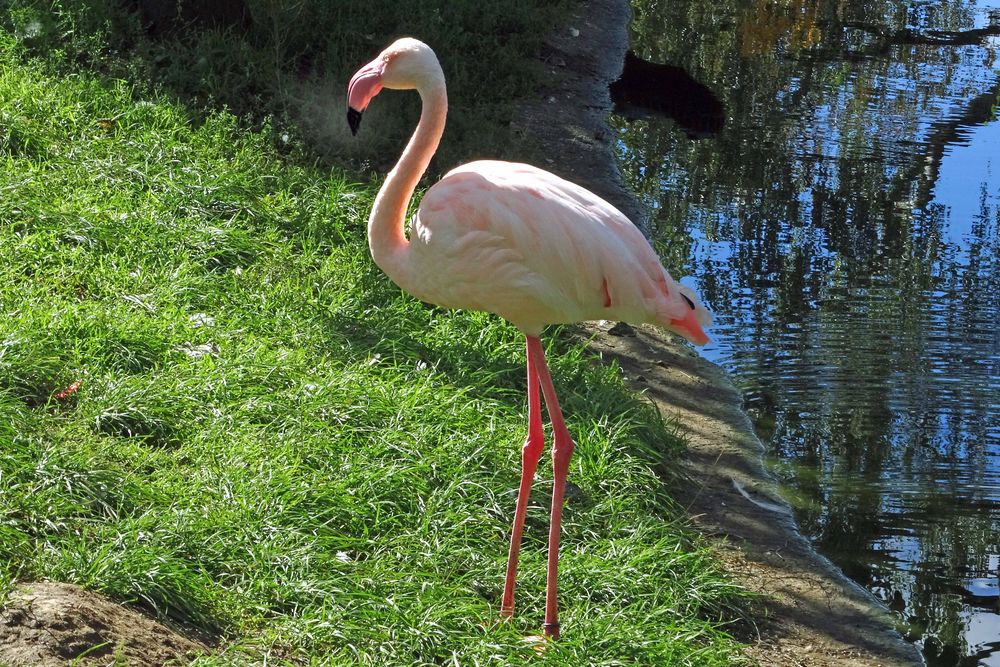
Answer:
[367,81,447,287]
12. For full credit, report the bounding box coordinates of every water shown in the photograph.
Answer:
[614,1,1000,664]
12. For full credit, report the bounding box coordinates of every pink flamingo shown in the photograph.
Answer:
[347,38,711,639]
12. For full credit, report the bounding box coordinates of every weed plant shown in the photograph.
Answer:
[0,6,752,666]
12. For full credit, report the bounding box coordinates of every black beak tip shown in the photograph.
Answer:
[347,107,362,136]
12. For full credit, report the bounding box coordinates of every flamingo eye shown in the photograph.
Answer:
[681,294,695,310]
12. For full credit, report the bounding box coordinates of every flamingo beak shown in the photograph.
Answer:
[347,59,385,135]
[669,309,710,346]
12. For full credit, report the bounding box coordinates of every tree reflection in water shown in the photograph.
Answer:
[613,1,1000,665]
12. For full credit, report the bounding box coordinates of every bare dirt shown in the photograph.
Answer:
[0,582,207,666]
[515,0,925,664]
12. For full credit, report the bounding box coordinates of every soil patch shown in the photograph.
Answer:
[515,0,924,663]
[0,582,208,666]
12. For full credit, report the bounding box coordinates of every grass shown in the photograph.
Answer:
[2,0,571,173]
[0,5,754,666]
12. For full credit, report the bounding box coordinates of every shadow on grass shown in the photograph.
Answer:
[3,0,571,174]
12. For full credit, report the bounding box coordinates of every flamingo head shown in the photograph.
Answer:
[667,285,713,346]
[347,38,442,135]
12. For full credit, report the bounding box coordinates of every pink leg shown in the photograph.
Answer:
[500,337,545,618]
[526,336,575,640]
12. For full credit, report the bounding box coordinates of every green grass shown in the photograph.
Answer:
[0,11,753,667]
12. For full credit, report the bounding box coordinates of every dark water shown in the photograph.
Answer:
[613,1,1000,665]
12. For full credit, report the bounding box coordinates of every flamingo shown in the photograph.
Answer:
[347,38,711,640]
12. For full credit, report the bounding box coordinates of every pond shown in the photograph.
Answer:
[612,1,1000,665]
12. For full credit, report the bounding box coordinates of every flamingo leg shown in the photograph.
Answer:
[526,335,575,641]
[500,337,545,618]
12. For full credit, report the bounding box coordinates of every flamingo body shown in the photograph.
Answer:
[347,37,711,639]
[405,160,709,338]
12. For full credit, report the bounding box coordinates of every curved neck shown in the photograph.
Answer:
[368,81,447,285]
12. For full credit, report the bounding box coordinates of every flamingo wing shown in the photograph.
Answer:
[404,160,699,335]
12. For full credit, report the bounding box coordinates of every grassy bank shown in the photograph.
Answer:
[1,4,752,665]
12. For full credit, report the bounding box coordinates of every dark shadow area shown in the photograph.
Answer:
[128,0,249,35]
[610,50,725,138]
[2,0,573,176]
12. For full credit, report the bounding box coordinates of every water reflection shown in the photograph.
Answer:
[614,1,1000,664]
